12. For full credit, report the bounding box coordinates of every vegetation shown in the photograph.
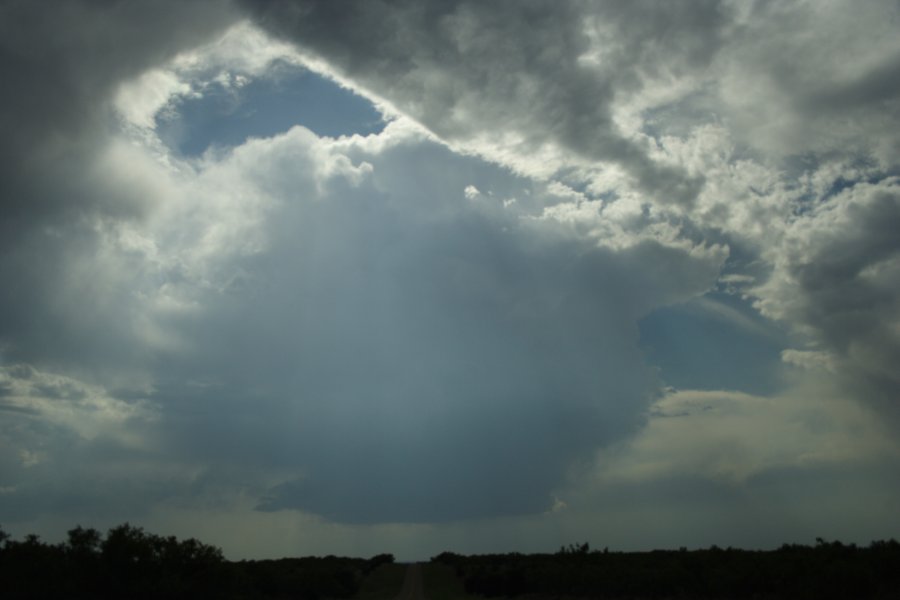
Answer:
[431,539,900,599]
[3,523,899,599]
[0,523,393,599]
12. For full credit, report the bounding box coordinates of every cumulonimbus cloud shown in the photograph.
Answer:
[2,0,900,545]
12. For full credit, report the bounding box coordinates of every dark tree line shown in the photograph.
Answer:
[0,523,393,599]
[432,539,900,599]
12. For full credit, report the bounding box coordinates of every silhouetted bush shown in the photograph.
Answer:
[432,538,900,599]
[0,523,371,599]
[4,523,898,599]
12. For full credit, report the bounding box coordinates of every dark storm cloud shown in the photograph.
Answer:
[800,52,900,113]
[240,0,730,204]
[0,0,249,529]
[0,0,239,369]
[0,0,236,221]
[756,181,900,418]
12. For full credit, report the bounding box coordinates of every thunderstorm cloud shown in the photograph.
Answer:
[1,0,899,558]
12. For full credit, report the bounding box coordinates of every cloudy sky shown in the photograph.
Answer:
[2,0,900,560]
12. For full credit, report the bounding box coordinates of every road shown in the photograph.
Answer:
[394,563,427,600]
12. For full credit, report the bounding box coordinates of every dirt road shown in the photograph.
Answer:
[394,563,427,600]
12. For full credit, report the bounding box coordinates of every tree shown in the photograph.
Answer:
[66,525,102,556]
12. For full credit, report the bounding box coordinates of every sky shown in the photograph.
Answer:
[1,0,900,561]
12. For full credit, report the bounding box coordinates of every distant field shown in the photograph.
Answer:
[356,562,409,600]
[421,563,477,600]
[356,562,477,600]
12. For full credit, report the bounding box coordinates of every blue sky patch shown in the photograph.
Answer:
[156,62,385,156]
[639,292,787,395]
